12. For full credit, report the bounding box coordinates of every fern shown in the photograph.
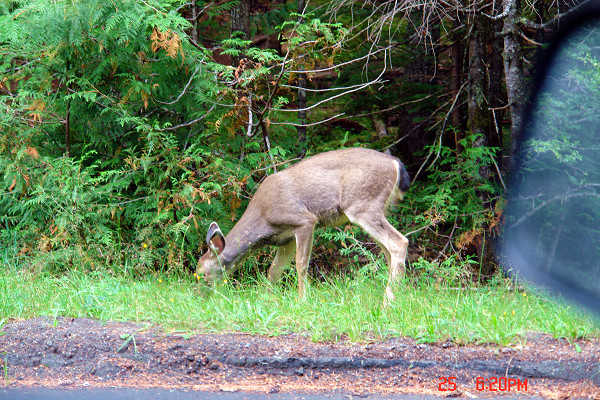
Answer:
[204,0,239,18]
[0,0,404,276]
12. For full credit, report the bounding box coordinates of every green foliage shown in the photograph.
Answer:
[411,256,479,287]
[0,0,355,274]
[0,0,506,292]
[407,134,501,255]
[317,225,385,278]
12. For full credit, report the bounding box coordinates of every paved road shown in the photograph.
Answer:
[0,387,550,400]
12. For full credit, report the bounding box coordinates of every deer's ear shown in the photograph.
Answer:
[206,222,226,254]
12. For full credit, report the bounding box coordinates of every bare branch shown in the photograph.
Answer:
[280,81,384,93]
[161,102,218,131]
[404,223,434,237]
[412,82,468,182]
[139,0,166,16]
[482,0,514,20]
[246,93,254,137]
[492,156,507,191]
[269,113,346,127]
[509,185,600,229]
[176,0,217,15]
[270,51,388,114]
[156,64,201,105]
[520,0,590,31]
[352,93,436,118]
[519,32,543,46]
[284,46,390,74]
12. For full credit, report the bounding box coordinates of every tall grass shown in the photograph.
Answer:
[0,264,597,344]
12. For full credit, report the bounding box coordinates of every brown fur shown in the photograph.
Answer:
[197,148,410,304]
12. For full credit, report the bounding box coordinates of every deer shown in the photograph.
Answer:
[196,147,410,304]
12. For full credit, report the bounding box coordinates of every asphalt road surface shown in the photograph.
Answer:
[2,318,599,398]
[0,387,551,400]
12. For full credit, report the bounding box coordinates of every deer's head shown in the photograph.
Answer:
[196,222,227,283]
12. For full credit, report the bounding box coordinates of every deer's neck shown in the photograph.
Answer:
[221,215,274,267]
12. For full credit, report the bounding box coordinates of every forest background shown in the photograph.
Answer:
[0,0,586,286]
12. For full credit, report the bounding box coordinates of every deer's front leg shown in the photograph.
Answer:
[268,239,296,284]
[294,224,315,298]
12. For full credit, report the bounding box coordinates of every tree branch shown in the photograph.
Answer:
[509,185,600,229]
[269,113,346,127]
[155,64,201,105]
[269,55,388,114]
[520,0,590,31]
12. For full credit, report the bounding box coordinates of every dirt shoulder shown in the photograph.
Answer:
[0,317,599,398]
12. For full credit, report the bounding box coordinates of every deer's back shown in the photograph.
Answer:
[249,148,401,227]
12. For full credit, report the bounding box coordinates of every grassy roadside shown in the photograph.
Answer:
[0,265,597,345]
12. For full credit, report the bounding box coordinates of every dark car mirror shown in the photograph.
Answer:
[502,1,600,316]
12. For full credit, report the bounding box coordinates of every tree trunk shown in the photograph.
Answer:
[467,15,490,151]
[502,0,527,173]
[297,67,307,158]
[296,0,307,158]
[426,22,439,84]
[489,18,505,154]
[231,0,250,39]
[468,16,496,270]
[191,0,198,43]
[231,0,250,68]
[65,60,72,158]
[450,19,465,151]
[65,98,71,158]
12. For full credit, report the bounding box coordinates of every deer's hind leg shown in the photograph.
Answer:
[346,211,408,304]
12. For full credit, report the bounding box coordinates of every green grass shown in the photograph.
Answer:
[0,264,598,345]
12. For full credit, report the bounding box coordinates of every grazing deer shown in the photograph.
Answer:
[196,148,410,303]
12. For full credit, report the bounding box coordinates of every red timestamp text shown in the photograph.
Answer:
[476,376,528,392]
[438,377,457,391]
[438,376,528,392]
